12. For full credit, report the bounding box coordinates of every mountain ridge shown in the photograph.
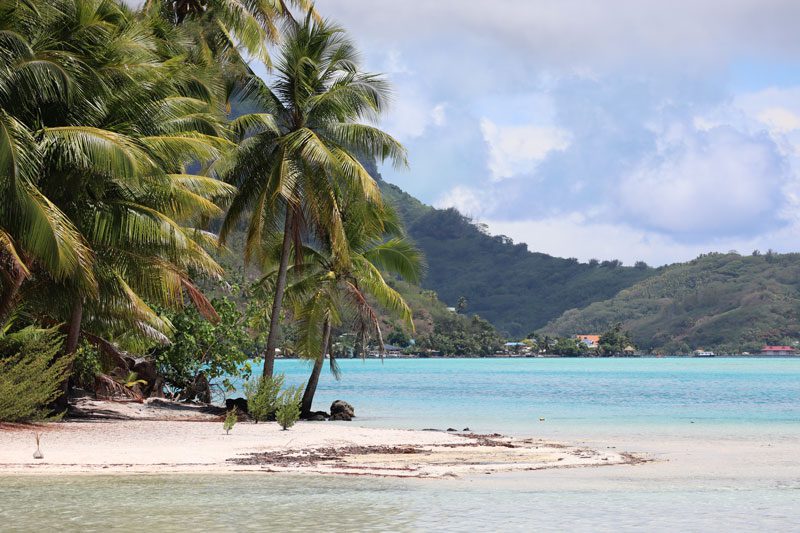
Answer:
[541,251,800,353]
[374,170,656,336]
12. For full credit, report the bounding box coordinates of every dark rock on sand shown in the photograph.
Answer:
[330,400,355,421]
[301,410,329,421]
[225,397,249,414]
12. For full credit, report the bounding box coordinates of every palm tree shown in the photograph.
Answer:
[282,197,424,416]
[219,15,407,378]
[1,0,234,355]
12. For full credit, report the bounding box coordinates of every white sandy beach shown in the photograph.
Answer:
[0,403,639,478]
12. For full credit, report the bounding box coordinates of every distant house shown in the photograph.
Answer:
[504,341,526,355]
[760,345,797,356]
[576,334,600,348]
[368,344,405,357]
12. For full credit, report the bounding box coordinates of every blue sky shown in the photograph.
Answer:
[315,0,800,265]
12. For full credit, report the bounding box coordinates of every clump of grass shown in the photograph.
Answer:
[223,407,237,435]
[275,386,302,431]
[243,374,284,423]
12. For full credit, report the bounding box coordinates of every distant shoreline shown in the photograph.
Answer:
[275,354,800,360]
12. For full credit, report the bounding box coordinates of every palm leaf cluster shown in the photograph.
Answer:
[0,0,235,346]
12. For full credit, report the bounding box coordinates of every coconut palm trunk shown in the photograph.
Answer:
[262,210,293,378]
[0,267,26,324]
[65,297,83,355]
[54,296,83,411]
[301,318,330,417]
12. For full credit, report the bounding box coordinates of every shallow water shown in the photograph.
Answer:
[3,357,800,531]
[2,474,799,532]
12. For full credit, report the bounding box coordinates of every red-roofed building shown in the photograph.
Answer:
[576,334,601,348]
[760,345,797,355]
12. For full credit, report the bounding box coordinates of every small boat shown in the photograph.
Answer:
[693,350,715,357]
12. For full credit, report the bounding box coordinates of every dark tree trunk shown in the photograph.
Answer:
[0,266,26,325]
[54,296,83,412]
[262,210,293,378]
[301,319,330,417]
[65,297,83,355]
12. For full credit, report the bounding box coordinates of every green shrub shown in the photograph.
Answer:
[275,386,303,430]
[72,341,101,389]
[244,374,284,423]
[223,407,237,435]
[0,326,71,422]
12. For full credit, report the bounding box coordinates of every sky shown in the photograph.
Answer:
[308,0,800,266]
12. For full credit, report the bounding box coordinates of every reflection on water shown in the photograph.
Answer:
[2,474,800,532]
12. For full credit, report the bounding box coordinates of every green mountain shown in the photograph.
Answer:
[376,177,656,337]
[541,252,800,354]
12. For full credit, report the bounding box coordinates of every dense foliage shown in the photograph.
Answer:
[0,0,425,406]
[414,313,504,356]
[0,326,71,422]
[153,292,260,398]
[543,252,800,354]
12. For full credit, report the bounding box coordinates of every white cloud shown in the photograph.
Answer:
[480,119,571,181]
[619,125,787,237]
[435,186,493,218]
[321,0,800,69]
[757,108,800,133]
[431,103,447,127]
[485,213,800,266]
[382,49,412,75]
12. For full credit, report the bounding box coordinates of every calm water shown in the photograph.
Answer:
[271,357,800,436]
[3,358,800,531]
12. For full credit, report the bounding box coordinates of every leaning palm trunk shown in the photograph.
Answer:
[263,211,293,378]
[301,318,331,417]
[0,267,27,324]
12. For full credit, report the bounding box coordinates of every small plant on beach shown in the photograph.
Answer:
[224,407,238,435]
[244,374,284,423]
[0,326,71,422]
[33,433,43,459]
[275,386,303,430]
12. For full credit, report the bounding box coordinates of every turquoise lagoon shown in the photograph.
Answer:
[3,357,800,532]
[270,357,800,436]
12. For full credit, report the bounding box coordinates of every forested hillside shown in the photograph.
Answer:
[376,174,655,336]
[542,252,800,354]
